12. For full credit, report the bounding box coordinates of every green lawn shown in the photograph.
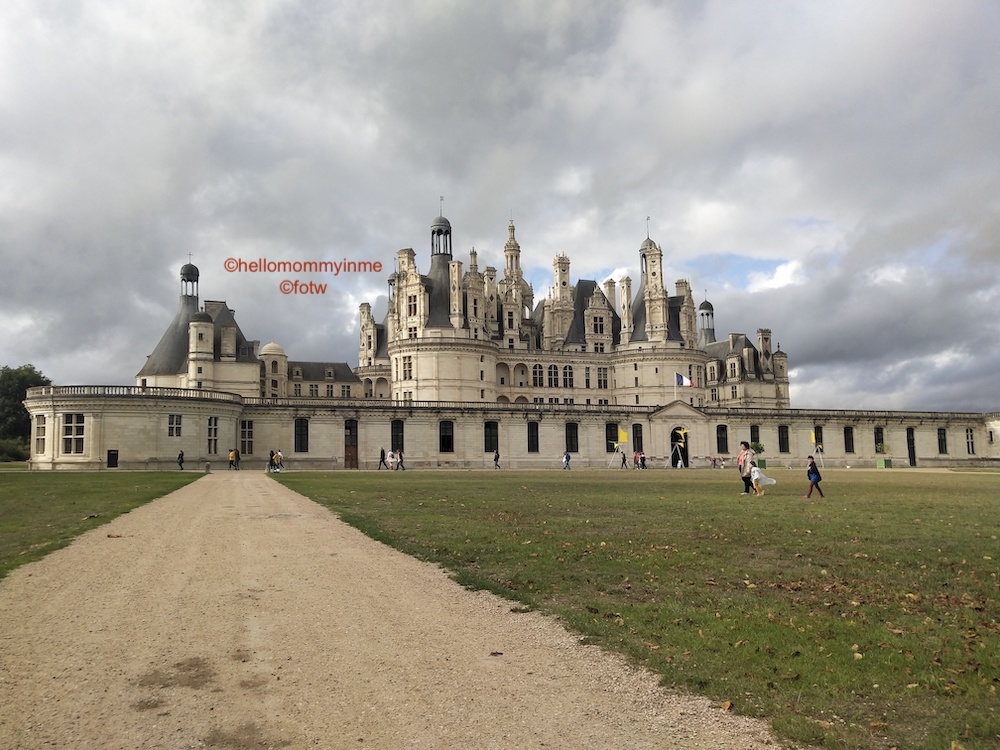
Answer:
[0,471,201,579]
[275,468,999,750]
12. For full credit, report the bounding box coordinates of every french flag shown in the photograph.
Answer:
[675,372,694,387]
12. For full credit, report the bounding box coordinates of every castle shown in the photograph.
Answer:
[24,214,997,470]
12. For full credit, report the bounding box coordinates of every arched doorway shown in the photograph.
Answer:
[670,426,689,468]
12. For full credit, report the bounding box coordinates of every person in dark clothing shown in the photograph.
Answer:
[177,451,184,470]
[395,450,405,470]
[804,455,825,498]
[378,448,390,470]
[494,449,501,469]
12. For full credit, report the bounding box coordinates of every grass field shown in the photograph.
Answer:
[0,471,201,579]
[274,468,999,750]
[1,467,995,749]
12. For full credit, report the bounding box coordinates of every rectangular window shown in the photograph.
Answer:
[874,427,885,453]
[326,384,334,397]
[309,384,319,397]
[407,294,418,316]
[594,342,605,353]
[605,423,618,453]
[294,417,309,453]
[730,385,738,399]
[966,428,975,455]
[34,415,46,455]
[484,421,499,453]
[62,413,85,455]
[532,365,544,387]
[293,383,302,396]
[597,367,608,389]
[565,422,579,453]
[168,414,182,437]
[391,419,404,453]
[507,311,514,329]
[632,424,643,453]
[813,425,824,451]
[548,365,558,387]
[408,326,417,339]
[716,425,729,455]
[527,422,539,453]
[710,388,718,401]
[240,420,254,455]
[937,428,948,454]
[402,356,413,380]
[562,366,574,388]
[844,426,855,453]
[585,367,591,388]
[750,424,760,444]
[341,385,351,397]
[207,416,219,454]
[592,316,605,334]
[778,425,790,453]
[439,421,454,453]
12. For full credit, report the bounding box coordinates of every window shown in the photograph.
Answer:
[407,294,417,316]
[293,384,302,396]
[507,311,514,330]
[593,342,605,352]
[207,416,219,454]
[402,356,413,380]
[585,367,591,388]
[294,418,309,453]
[597,367,608,389]
[532,364,544,387]
[168,414,182,437]
[309,384,319,397]
[750,424,760,444]
[527,422,539,453]
[326,384,335,397]
[814,425,824,451]
[729,361,738,378]
[593,316,605,334]
[632,424,644,453]
[778,425,790,453]
[240,420,254,455]
[565,422,579,453]
[966,428,975,455]
[562,366,574,388]
[730,385,738,399]
[937,428,948,454]
[439,421,454,453]
[408,326,417,339]
[391,419,404,453]
[63,414,84,455]
[605,423,618,453]
[484,421,499,453]
[34,415,46,454]
[341,385,351,398]
[844,426,855,453]
[548,365,558,387]
[716,425,729,455]
[710,388,718,401]
[874,427,885,453]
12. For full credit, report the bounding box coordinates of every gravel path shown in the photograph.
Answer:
[1,471,786,749]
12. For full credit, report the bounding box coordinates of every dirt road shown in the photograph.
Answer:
[0,471,783,749]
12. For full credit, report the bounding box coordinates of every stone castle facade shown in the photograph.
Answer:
[24,215,998,471]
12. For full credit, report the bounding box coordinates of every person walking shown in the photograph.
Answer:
[562,451,571,470]
[395,449,405,470]
[804,455,826,498]
[737,441,755,495]
[378,448,390,470]
[494,449,501,469]
[177,451,184,470]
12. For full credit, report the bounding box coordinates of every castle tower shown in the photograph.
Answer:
[697,298,716,348]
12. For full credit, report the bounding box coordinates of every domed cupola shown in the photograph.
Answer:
[430,215,452,257]
[180,263,199,297]
[698,297,716,346]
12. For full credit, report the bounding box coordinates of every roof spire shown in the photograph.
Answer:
[646,216,650,239]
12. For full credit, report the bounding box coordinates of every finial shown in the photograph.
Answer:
[646,216,650,239]
[439,195,444,216]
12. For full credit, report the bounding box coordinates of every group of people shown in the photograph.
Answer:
[227,448,242,470]
[736,440,825,498]
[267,449,284,473]
[620,451,648,469]
[377,448,405,470]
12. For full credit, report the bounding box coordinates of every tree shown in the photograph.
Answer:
[0,364,52,442]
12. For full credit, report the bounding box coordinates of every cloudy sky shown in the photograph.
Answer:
[2,0,998,413]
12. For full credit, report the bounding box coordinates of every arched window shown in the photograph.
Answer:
[532,364,544,387]
[716,424,729,454]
